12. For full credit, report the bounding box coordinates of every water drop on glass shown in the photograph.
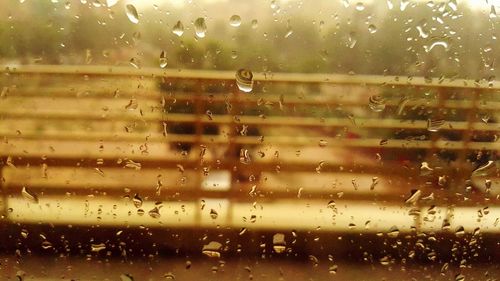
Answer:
[251,19,258,29]
[148,207,161,219]
[194,17,207,38]
[272,233,286,253]
[427,118,445,132]
[235,69,253,92]
[125,4,139,24]
[355,2,365,11]
[368,24,377,34]
[120,274,134,281]
[106,0,119,7]
[387,226,399,238]
[22,186,39,203]
[159,50,167,68]
[202,241,222,258]
[209,208,218,219]
[91,243,106,252]
[229,15,241,27]
[368,95,386,112]
[132,193,143,208]
[172,20,184,36]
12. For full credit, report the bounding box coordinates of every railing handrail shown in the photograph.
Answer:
[2,64,500,89]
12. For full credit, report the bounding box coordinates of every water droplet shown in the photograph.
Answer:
[20,229,29,239]
[355,2,365,11]
[387,0,393,10]
[125,4,139,24]
[427,118,445,132]
[194,17,207,38]
[239,149,251,164]
[387,226,400,238]
[405,189,421,204]
[125,98,138,110]
[209,208,218,219]
[472,160,496,178]
[328,264,338,274]
[424,40,449,53]
[22,186,38,203]
[416,25,429,39]
[379,256,391,265]
[368,24,377,34]
[41,241,53,250]
[473,227,480,236]
[455,226,465,237]
[202,241,222,258]
[370,177,379,190]
[106,0,119,7]
[400,0,409,11]
[172,20,184,36]
[348,32,357,48]
[132,193,143,208]
[148,207,161,219]
[455,273,465,281]
[91,243,106,252]
[164,272,176,280]
[129,57,140,69]
[284,26,293,38]
[120,273,134,281]
[327,200,336,209]
[251,19,258,29]
[368,95,386,112]
[235,69,253,92]
[229,15,241,27]
[490,5,497,19]
[318,139,328,147]
[159,51,167,68]
[272,233,286,253]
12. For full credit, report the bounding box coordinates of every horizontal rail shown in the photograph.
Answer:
[2,64,500,89]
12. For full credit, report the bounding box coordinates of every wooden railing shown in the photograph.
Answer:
[0,65,498,233]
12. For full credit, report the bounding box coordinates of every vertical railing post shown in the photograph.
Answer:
[193,79,204,226]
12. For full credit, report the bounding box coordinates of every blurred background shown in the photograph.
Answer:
[0,0,499,280]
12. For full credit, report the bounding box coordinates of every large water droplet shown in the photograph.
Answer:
[368,95,386,112]
[202,241,222,258]
[41,241,53,249]
[148,207,161,219]
[172,20,184,36]
[22,186,38,203]
[235,69,254,92]
[132,193,143,208]
[106,0,119,7]
[194,17,207,38]
[120,273,134,281]
[251,19,258,29]
[210,208,218,219]
[239,149,251,164]
[159,50,167,68]
[368,24,377,34]
[91,243,106,252]
[355,2,365,11]
[387,226,400,238]
[424,40,449,53]
[229,15,241,27]
[455,226,465,237]
[405,189,421,204]
[427,118,445,132]
[125,4,139,24]
[272,233,286,253]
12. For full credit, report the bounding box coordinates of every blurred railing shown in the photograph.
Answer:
[0,65,498,234]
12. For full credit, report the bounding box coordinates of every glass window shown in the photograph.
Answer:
[0,0,498,280]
